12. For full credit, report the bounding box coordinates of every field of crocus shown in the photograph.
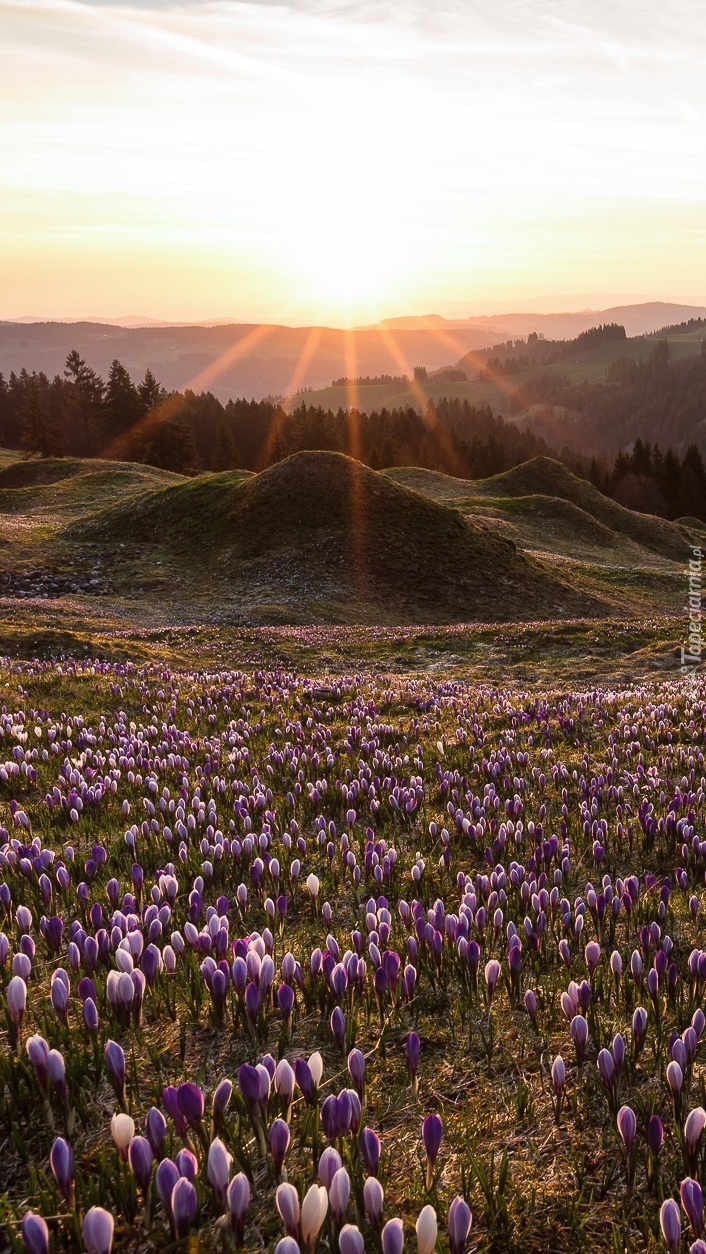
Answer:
[2,655,706,1253]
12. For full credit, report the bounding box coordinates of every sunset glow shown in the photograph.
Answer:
[2,0,706,323]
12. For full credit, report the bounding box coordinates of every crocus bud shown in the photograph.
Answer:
[337,1222,363,1254]
[276,1182,300,1237]
[82,1206,115,1254]
[660,1198,681,1254]
[681,1177,704,1238]
[207,1137,232,1208]
[422,1113,443,1189]
[275,1241,301,1254]
[7,973,27,1027]
[171,1177,197,1238]
[104,1040,126,1103]
[50,1136,74,1205]
[227,1172,250,1241]
[363,1176,384,1228]
[300,1184,328,1253]
[416,1204,438,1254]
[21,1212,49,1254]
[111,1112,135,1160]
[330,1167,351,1224]
[686,1108,706,1164]
[381,1217,405,1254]
[269,1118,290,1176]
[617,1105,636,1156]
[156,1158,180,1219]
[448,1196,472,1254]
[128,1136,154,1195]
[360,1127,381,1177]
[145,1106,167,1159]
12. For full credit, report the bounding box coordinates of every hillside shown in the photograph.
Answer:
[1,449,698,627]
[474,457,691,559]
[68,451,607,624]
[2,304,705,404]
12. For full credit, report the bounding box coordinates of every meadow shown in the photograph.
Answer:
[1,643,705,1254]
[0,447,704,1253]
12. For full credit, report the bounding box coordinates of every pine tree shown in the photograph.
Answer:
[144,419,198,473]
[20,378,63,459]
[212,423,238,470]
[103,359,140,436]
[138,368,165,415]
[63,350,103,456]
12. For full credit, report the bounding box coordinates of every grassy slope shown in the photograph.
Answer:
[284,330,705,414]
[68,450,608,625]
[0,448,697,637]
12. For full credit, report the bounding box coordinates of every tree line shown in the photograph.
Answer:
[1,349,705,521]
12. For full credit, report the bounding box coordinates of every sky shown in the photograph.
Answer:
[2,0,706,325]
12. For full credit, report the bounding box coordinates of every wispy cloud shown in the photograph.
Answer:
[1,0,705,319]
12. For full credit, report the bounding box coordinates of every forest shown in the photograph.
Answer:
[1,347,705,521]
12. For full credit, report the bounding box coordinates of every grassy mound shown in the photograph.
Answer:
[476,457,689,559]
[0,458,186,517]
[73,451,608,624]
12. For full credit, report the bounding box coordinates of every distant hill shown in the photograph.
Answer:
[2,302,705,404]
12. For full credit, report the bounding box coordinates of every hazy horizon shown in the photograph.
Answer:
[3,0,706,325]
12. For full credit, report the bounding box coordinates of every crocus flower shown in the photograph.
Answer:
[178,1082,205,1129]
[422,1113,443,1189]
[338,1225,364,1254]
[228,1172,250,1242]
[82,1206,115,1254]
[269,1117,290,1177]
[416,1204,438,1254]
[7,974,27,1035]
[681,1177,705,1238]
[275,1241,301,1254]
[448,1196,472,1254]
[111,1112,135,1161]
[329,1166,351,1225]
[128,1136,154,1195]
[617,1105,636,1156]
[360,1126,381,1176]
[686,1108,706,1169]
[484,959,500,1004]
[276,1182,300,1237]
[300,1184,328,1253]
[21,1213,49,1254]
[171,1177,198,1238]
[364,1175,384,1227]
[50,1136,74,1205]
[381,1217,405,1254]
[156,1158,180,1221]
[104,1040,126,1104]
[207,1137,232,1208]
[347,1048,365,1097]
[660,1198,682,1254]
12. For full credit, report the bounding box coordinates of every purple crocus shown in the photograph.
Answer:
[681,1177,704,1238]
[82,1206,115,1254]
[178,1082,205,1129]
[21,1213,49,1254]
[50,1136,74,1205]
[660,1198,681,1254]
[448,1196,472,1254]
[422,1113,443,1189]
[269,1117,291,1177]
[381,1217,405,1254]
[128,1136,154,1195]
[171,1177,198,1238]
[104,1040,126,1104]
[227,1172,250,1242]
